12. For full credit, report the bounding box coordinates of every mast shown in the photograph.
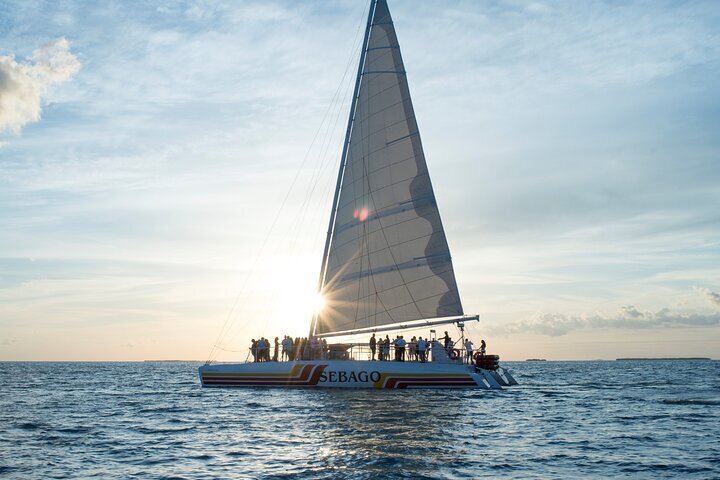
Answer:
[309,0,378,338]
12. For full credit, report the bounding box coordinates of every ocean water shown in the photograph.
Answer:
[1,360,718,479]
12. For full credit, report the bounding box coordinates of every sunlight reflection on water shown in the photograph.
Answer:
[1,360,718,478]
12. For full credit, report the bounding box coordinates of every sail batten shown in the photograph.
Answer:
[315,0,464,336]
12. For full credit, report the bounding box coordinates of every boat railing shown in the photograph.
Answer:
[245,341,481,363]
[344,343,437,362]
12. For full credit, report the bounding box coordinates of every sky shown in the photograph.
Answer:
[1,0,719,361]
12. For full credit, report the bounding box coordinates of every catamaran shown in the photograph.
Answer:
[199,0,518,389]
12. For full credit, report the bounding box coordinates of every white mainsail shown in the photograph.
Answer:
[314,0,464,336]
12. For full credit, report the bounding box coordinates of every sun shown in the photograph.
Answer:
[313,293,326,313]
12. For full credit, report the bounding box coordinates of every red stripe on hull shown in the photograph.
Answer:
[202,365,327,387]
[385,376,475,389]
[394,381,477,389]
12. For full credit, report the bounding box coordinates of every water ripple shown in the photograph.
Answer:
[1,360,718,478]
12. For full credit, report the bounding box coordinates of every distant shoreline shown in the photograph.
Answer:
[616,357,711,361]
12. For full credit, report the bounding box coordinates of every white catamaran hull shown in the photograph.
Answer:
[199,361,516,389]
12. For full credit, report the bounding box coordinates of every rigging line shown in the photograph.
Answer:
[292,65,361,264]
[307,135,347,267]
[256,43,363,321]
[213,345,248,353]
[285,85,357,256]
[286,36,366,252]
[206,2,371,362]
[283,4,370,258]
[251,5,370,336]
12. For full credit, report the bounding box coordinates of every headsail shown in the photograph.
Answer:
[313,0,464,337]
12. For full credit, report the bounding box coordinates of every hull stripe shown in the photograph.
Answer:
[201,364,326,387]
[201,364,481,389]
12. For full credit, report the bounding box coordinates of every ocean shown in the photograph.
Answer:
[1,360,718,479]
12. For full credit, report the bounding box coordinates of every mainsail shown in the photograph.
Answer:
[313,0,464,337]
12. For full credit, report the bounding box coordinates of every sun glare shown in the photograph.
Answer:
[313,293,326,313]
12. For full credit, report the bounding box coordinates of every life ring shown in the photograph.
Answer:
[448,349,461,360]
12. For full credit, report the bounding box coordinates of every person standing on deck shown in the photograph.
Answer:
[442,331,451,349]
[369,333,376,360]
[283,336,291,361]
[383,335,391,361]
[273,337,279,362]
[464,338,474,364]
[261,338,269,361]
[417,337,427,363]
[251,339,258,362]
[480,339,486,356]
[300,337,308,360]
[396,336,406,361]
[408,336,417,361]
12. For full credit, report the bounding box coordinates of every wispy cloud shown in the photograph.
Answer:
[0,38,81,134]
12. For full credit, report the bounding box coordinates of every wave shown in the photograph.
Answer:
[661,399,720,406]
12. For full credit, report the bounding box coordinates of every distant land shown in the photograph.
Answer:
[616,357,711,361]
[143,360,201,363]
[526,358,547,362]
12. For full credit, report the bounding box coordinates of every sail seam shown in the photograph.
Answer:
[364,46,396,70]
[328,229,445,266]
[350,95,413,131]
[340,254,452,282]
[386,131,419,146]
[342,155,417,193]
[349,109,414,148]
[333,196,436,236]
[366,45,400,51]
[336,171,430,212]
[362,70,406,75]
[347,119,419,158]
[328,211,442,255]
[329,265,455,302]
[343,149,417,185]
[352,80,406,114]
[349,289,462,324]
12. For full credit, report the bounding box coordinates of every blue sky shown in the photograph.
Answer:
[1,0,719,360]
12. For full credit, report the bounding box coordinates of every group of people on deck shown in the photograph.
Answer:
[250,331,486,364]
[250,336,328,362]
[369,333,429,362]
[369,331,486,364]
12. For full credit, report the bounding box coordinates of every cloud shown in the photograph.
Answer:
[0,37,80,134]
[696,287,720,309]
[492,306,720,337]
